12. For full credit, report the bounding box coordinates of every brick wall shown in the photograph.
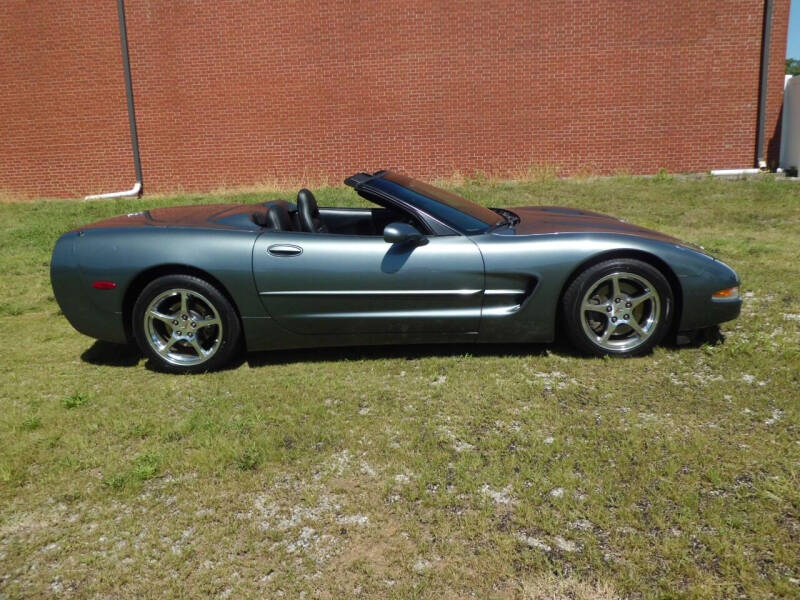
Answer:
[0,1,790,198]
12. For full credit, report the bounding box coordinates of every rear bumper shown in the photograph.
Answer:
[51,233,128,344]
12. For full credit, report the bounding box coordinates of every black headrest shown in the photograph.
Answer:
[297,189,317,212]
[297,188,328,233]
[265,204,293,231]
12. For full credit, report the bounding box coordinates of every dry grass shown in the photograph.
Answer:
[520,574,618,600]
[1,175,799,598]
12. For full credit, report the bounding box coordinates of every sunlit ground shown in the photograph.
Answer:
[1,174,798,598]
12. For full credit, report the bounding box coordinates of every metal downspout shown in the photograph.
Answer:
[85,0,143,200]
[755,0,774,170]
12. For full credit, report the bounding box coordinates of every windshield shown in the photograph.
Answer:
[372,172,503,234]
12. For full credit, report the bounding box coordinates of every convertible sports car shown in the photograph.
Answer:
[51,171,741,373]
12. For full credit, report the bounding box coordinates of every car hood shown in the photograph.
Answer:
[506,205,696,248]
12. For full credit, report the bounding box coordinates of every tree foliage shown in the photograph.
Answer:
[787,58,800,76]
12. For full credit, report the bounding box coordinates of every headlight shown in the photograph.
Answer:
[712,286,739,300]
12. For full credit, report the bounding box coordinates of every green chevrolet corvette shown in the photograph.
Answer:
[51,171,741,373]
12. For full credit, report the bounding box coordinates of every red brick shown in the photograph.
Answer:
[0,0,791,198]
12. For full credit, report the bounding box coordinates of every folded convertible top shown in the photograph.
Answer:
[343,170,387,188]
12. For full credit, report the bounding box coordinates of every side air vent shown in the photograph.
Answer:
[482,276,538,317]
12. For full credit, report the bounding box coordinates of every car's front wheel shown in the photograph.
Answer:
[561,258,673,357]
[132,274,241,373]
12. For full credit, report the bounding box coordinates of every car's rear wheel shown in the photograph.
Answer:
[132,274,241,373]
[561,258,673,357]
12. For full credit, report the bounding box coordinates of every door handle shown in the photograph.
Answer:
[267,244,303,257]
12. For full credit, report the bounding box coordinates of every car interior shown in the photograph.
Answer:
[251,189,425,236]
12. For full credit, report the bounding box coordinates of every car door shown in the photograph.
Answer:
[252,231,485,335]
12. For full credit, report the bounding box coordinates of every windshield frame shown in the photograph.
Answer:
[357,171,504,235]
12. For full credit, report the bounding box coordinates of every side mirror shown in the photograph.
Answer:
[383,222,427,245]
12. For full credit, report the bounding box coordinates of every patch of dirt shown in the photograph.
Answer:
[328,521,414,582]
[519,574,619,599]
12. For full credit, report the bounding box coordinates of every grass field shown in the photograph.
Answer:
[1,175,799,599]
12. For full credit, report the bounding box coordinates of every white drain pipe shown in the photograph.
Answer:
[85,181,141,200]
[711,0,775,177]
[754,0,774,169]
[709,168,760,176]
[85,0,142,200]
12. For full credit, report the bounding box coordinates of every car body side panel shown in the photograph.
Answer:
[472,232,741,342]
[51,227,265,345]
[252,231,485,335]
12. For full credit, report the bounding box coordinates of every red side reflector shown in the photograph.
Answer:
[92,281,117,290]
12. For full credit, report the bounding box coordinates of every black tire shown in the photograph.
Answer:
[561,258,673,357]
[132,274,241,373]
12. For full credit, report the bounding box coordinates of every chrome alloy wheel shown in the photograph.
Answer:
[580,272,661,352]
[143,288,223,366]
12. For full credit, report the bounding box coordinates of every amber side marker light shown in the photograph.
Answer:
[92,281,118,290]
[712,286,739,299]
